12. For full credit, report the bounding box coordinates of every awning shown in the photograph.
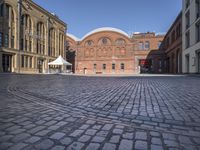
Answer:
[48,55,72,66]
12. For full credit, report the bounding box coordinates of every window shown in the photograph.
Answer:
[145,41,150,49]
[25,40,28,51]
[171,31,176,43]
[11,36,14,48]
[196,0,200,19]
[158,41,162,48]
[21,55,24,68]
[116,39,125,45]
[103,64,106,70]
[112,64,115,70]
[185,11,190,29]
[166,37,170,48]
[93,64,97,70]
[30,57,32,68]
[186,0,190,9]
[0,4,3,17]
[185,31,190,48]
[121,63,125,70]
[20,39,23,50]
[0,32,3,47]
[4,34,8,47]
[25,56,28,68]
[29,41,32,52]
[138,42,144,50]
[196,23,200,42]
[176,24,181,39]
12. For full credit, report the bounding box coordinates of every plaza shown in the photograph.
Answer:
[0,74,200,150]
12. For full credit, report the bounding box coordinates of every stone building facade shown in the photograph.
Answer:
[159,12,182,74]
[0,0,66,73]
[66,27,164,74]
[182,0,200,73]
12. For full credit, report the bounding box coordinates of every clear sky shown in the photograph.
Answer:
[33,0,182,38]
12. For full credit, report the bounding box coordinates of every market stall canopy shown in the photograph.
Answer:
[48,55,72,66]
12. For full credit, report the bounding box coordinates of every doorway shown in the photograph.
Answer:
[38,59,44,73]
[185,55,189,73]
[2,54,12,72]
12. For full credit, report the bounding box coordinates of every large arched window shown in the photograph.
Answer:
[48,28,56,56]
[37,22,45,54]
[21,14,33,52]
[0,4,16,48]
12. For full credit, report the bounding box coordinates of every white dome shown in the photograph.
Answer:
[82,27,129,40]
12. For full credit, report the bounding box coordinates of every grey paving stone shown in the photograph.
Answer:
[35,139,54,150]
[0,142,13,149]
[50,132,65,140]
[85,143,100,150]
[102,143,116,150]
[67,142,84,150]
[122,132,134,139]
[151,144,164,150]
[119,139,133,150]
[113,128,123,134]
[25,136,41,143]
[135,140,148,150]
[35,129,51,136]
[70,130,84,137]
[102,124,113,131]
[85,129,98,136]
[91,136,105,143]
[151,137,162,145]
[51,145,65,150]
[12,133,31,142]
[109,135,120,143]
[135,131,147,140]
[7,142,27,150]
[78,135,91,142]
[164,140,179,148]
[60,137,72,146]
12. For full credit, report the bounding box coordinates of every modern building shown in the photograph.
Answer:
[66,27,164,74]
[160,12,182,74]
[0,0,66,73]
[182,0,200,73]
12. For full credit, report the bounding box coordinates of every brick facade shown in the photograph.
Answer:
[66,28,164,74]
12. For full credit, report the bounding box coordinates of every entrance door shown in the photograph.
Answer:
[83,68,87,74]
[2,54,12,72]
[38,59,44,73]
[186,55,189,73]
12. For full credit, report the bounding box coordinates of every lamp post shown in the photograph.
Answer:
[18,0,22,73]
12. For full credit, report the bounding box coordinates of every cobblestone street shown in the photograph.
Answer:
[0,74,200,150]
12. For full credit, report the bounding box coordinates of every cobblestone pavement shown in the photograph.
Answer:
[0,74,200,150]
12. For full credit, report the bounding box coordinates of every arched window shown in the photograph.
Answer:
[49,28,56,56]
[37,22,45,54]
[22,14,33,52]
[115,39,126,45]
[99,37,111,45]
[85,40,94,46]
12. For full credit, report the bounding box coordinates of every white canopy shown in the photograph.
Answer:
[48,55,72,66]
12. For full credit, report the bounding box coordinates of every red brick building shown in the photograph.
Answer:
[159,12,182,73]
[66,27,164,74]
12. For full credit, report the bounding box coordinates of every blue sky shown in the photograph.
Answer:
[33,0,182,38]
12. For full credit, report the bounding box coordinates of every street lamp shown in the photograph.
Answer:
[18,0,22,73]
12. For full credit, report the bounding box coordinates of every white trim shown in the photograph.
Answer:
[67,33,80,41]
[82,27,129,40]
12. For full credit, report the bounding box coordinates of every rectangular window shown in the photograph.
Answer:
[186,0,190,9]
[21,55,24,68]
[138,42,144,50]
[29,41,32,52]
[20,39,23,50]
[4,34,8,47]
[0,32,3,47]
[185,11,190,29]
[121,63,125,70]
[112,64,115,70]
[103,64,106,70]
[0,4,3,17]
[93,64,97,70]
[25,40,28,51]
[30,57,32,68]
[196,0,200,19]
[196,23,200,42]
[185,31,190,48]
[11,36,14,48]
[25,56,28,68]
[145,41,150,49]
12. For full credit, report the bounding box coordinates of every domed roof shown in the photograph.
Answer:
[82,27,129,40]
[67,33,80,41]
